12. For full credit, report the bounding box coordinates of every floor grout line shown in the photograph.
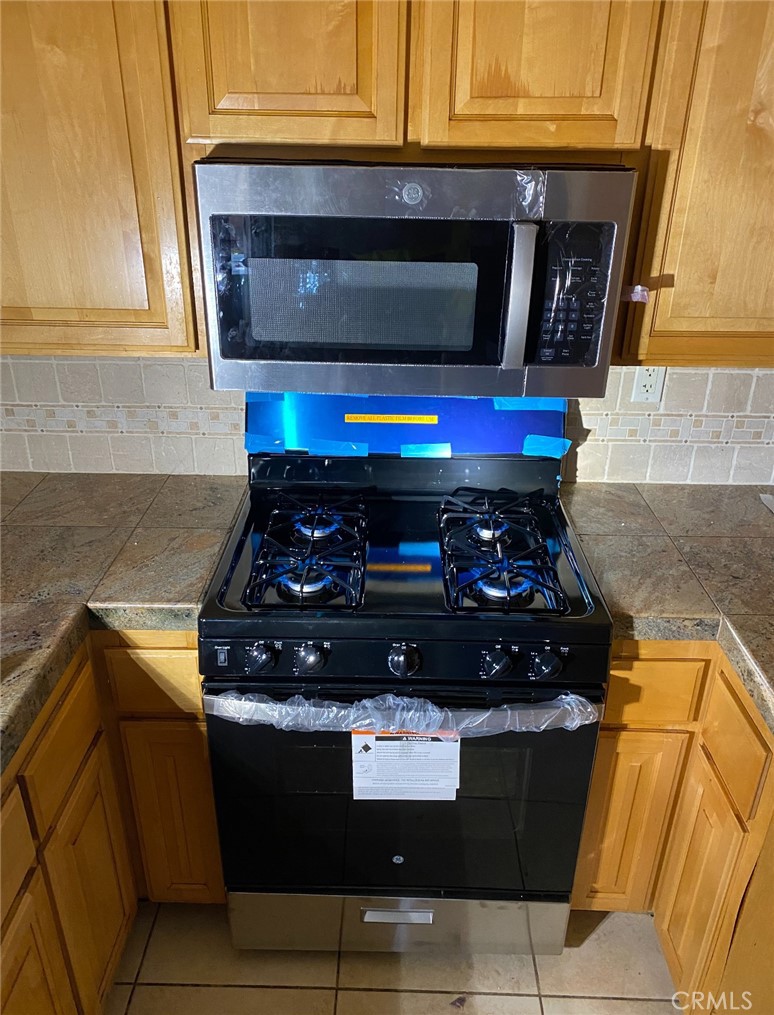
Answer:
[125,902,161,1012]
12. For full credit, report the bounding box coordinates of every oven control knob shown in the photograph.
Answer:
[482,649,512,680]
[388,644,421,678]
[533,650,563,680]
[245,642,274,675]
[296,643,326,674]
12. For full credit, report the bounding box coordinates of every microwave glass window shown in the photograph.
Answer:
[210,216,510,366]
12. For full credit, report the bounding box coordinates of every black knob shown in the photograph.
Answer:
[482,649,513,680]
[388,644,421,678]
[245,642,274,675]
[533,650,563,680]
[296,643,326,674]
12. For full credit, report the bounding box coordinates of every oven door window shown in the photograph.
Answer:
[206,713,597,898]
[210,215,510,366]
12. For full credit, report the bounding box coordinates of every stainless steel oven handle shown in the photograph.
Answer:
[361,909,434,925]
[501,222,539,370]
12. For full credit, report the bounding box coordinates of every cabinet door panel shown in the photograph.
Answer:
[44,737,135,1015]
[1,1,192,354]
[654,747,745,991]
[120,721,224,903]
[169,0,406,145]
[630,1,774,364]
[573,730,688,911]
[419,0,660,148]
[1,869,78,1015]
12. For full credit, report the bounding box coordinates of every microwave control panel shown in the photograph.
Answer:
[528,221,615,367]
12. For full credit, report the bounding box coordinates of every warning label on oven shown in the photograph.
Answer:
[344,414,438,425]
[351,732,460,800]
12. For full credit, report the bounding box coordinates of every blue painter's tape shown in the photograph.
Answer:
[494,397,568,412]
[399,541,439,557]
[306,439,368,457]
[245,434,286,453]
[522,434,572,459]
[400,442,452,459]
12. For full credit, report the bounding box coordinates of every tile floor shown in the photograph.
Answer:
[106,904,677,1015]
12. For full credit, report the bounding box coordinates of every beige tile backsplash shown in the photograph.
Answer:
[0,358,771,483]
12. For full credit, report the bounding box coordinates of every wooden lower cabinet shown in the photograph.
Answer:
[120,720,224,903]
[1,869,78,1015]
[573,729,688,911]
[654,746,746,993]
[43,736,135,1015]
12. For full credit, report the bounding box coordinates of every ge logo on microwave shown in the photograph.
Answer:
[401,183,424,205]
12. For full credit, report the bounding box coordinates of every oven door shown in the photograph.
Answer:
[203,684,601,902]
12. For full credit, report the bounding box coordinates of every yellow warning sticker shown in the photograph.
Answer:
[367,563,432,573]
[344,413,438,425]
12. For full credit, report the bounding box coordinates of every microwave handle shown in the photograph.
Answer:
[501,222,539,370]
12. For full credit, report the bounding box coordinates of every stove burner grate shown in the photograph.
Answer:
[439,488,568,614]
[243,492,367,609]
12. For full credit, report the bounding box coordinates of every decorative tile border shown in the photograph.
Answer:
[0,358,771,482]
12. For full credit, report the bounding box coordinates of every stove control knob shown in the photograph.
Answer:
[482,649,512,680]
[388,643,421,678]
[245,642,274,675]
[533,650,563,680]
[296,643,326,675]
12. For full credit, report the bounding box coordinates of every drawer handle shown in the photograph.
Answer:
[361,909,434,925]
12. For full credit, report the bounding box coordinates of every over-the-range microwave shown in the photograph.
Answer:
[195,162,636,398]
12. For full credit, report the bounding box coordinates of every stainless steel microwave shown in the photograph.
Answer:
[195,162,636,398]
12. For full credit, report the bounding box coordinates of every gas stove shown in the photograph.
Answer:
[199,454,611,689]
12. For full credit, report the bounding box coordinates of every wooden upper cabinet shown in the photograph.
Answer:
[169,0,407,145]
[628,1,774,365]
[414,0,660,148]
[0,2,193,355]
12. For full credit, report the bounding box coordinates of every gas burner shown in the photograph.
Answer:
[439,487,569,615]
[473,570,536,607]
[294,512,340,541]
[274,566,337,604]
[243,492,367,609]
[472,516,510,544]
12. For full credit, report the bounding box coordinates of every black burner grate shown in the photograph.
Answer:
[243,492,367,609]
[439,488,569,614]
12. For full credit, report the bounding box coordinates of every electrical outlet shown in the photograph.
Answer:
[632,366,666,404]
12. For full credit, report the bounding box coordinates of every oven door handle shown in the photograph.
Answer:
[501,222,539,370]
[361,908,434,926]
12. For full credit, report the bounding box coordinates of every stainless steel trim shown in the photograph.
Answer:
[227,891,570,954]
[362,908,434,925]
[502,222,538,370]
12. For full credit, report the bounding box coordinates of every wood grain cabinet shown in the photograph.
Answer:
[573,729,688,912]
[43,736,135,1015]
[626,0,774,365]
[413,0,661,148]
[0,1,194,355]
[168,0,407,146]
[1,870,78,1015]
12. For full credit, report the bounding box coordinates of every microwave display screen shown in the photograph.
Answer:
[210,216,510,366]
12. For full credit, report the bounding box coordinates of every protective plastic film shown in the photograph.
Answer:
[203,691,599,738]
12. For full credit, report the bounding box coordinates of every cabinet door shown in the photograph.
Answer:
[120,721,224,903]
[1,869,78,1015]
[43,737,135,1015]
[416,0,660,148]
[573,730,688,911]
[654,746,746,992]
[1,1,193,355]
[628,1,774,365]
[169,0,406,146]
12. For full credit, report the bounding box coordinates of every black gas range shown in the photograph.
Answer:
[199,453,611,956]
[200,454,611,686]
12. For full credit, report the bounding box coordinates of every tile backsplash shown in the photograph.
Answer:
[0,357,772,483]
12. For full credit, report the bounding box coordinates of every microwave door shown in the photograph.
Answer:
[501,223,538,370]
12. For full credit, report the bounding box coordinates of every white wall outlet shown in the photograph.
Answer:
[631,366,666,404]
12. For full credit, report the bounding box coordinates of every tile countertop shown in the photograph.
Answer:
[0,474,773,770]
